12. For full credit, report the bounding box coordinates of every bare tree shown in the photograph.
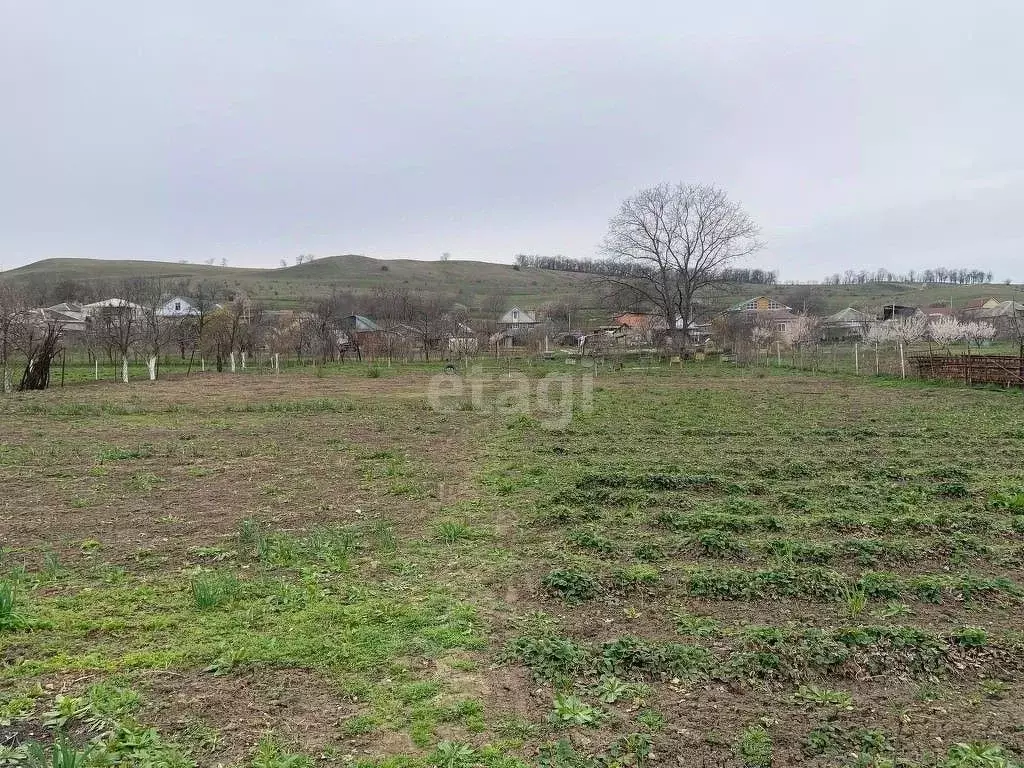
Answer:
[407,293,451,362]
[138,279,182,380]
[0,282,24,393]
[91,279,145,383]
[14,315,65,391]
[600,183,760,351]
[205,297,247,372]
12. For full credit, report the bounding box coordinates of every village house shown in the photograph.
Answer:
[157,296,199,318]
[962,300,1024,339]
[822,307,870,341]
[726,296,799,333]
[491,306,540,349]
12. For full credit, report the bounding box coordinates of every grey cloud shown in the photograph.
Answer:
[1,1,1022,279]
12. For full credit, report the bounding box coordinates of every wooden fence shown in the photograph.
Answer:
[911,354,1024,388]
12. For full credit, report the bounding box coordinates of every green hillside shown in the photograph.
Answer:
[1,255,599,312]
[3,255,1021,318]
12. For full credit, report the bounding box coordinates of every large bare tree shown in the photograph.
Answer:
[600,183,760,350]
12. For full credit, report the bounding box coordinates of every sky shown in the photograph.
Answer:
[2,1,1023,280]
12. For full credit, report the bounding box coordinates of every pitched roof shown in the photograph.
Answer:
[612,312,666,329]
[825,307,870,324]
[728,296,792,312]
[964,297,1001,310]
[344,314,381,332]
[498,306,538,324]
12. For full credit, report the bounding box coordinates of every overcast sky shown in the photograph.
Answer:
[2,1,1022,279]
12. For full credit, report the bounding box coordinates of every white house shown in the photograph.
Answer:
[157,297,199,318]
[82,299,144,319]
[497,306,538,330]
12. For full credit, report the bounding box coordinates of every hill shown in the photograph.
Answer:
[3,255,1021,319]
[1,255,600,312]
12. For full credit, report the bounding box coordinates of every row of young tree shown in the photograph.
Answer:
[0,276,503,391]
[821,267,997,286]
[513,253,777,286]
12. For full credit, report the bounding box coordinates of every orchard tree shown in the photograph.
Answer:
[600,183,760,350]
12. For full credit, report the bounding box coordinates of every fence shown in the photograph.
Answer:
[911,354,1024,388]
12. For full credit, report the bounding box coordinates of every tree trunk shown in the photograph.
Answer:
[148,356,157,381]
[121,357,129,384]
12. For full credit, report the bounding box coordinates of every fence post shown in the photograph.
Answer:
[899,341,906,379]
[854,342,859,375]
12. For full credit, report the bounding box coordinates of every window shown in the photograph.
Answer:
[174,302,181,311]
[512,309,519,321]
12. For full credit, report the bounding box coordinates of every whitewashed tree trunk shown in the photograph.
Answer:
[201,357,206,372]
[121,357,129,384]
[241,351,247,370]
[776,341,781,365]
[94,360,99,380]
[229,352,236,373]
[147,356,157,381]
[899,341,906,379]
[274,353,280,372]
[854,342,859,375]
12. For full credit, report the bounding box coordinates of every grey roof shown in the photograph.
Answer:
[825,307,870,324]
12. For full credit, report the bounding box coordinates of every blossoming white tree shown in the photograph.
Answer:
[888,315,928,378]
[928,316,965,351]
[862,322,891,375]
[962,321,997,351]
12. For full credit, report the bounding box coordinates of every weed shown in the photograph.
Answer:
[952,626,989,647]
[841,585,869,618]
[251,734,312,768]
[24,737,96,768]
[695,529,743,557]
[978,680,1010,700]
[792,684,854,710]
[431,740,476,768]
[734,724,773,768]
[636,709,665,731]
[596,676,630,703]
[189,574,236,610]
[436,520,476,544]
[549,694,605,727]
[673,610,721,637]
[940,742,1018,768]
[0,581,25,630]
[372,520,398,553]
[542,569,601,602]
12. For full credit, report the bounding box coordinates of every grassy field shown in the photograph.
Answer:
[2,364,1023,767]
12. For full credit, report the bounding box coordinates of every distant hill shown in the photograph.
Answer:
[2,255,1020,319]
[1,254,601,312]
